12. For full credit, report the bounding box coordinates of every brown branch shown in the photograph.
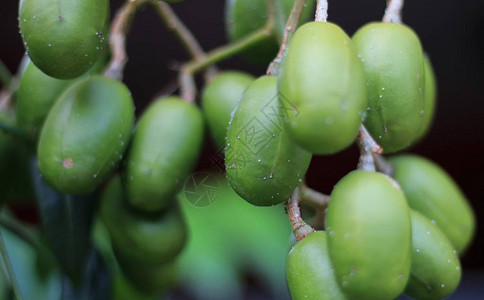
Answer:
[382,0,404,24]
[286,187,315,241]
[104,0,150,80]
[266,0,308,76]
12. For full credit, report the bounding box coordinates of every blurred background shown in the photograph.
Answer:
[0,0,483,299]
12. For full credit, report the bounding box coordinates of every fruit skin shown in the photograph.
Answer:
[286,231,346,300]
[101,176,187,265]
[278,22,367,155]
[16,61,74,139]
[19,0,109,79]
[416,55,437,140]
[38,76,134,195]
[404,210,461,300]
[353,22,425,153]
[225,0,314,64]
[125,97,204,212]
[389,155,476,254]
[325,170,411,300]
[201,71,254,148]
[225,76,312,206]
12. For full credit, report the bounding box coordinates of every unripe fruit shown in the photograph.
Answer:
[125,97,204,212]
[101,176,187,265]
[326,170,411,300]
[417,55,437,140]
[405,210,461,300]
[38,76,134,195]
[225,0,314,64]
[278,22,367,154]
[353,22,425,153]
[225,76,312,206]
[16,61,73,139]
[286,231,346,300]
[389,155,476,253]
[19,0,109,79]
[201,71,254,148]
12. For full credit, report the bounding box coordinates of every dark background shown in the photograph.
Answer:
[1,0,482,271]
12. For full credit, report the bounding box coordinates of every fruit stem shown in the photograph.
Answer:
[287,187,315,241]
[382,0,404,24]
[299,182,330,210]
[315,0,329,22]
[178,0,276,102]
[0,229,24,300]
[0,59,14,92]
[266,0,308,76]
[104,0,151,80]
[374,154,394,176]
[357,124,382,171]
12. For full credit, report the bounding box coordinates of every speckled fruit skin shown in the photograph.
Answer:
[278,22,367,155]
[19,0,109,79]
[225,76,312,206]
[416,55,437,140]
[353,22,425,153]
[404,210,461,300]
[101,176,187,265]
[16,61,73,139]
[125,97,204,213]
[325,170,411,300]
[225,0,314,64]
[286,231,347,300]
[201,71,254,148]
[37,76,134,195]
[389,155,476,254]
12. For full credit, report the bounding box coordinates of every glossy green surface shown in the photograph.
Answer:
[201,71,254,148]
[38,76,134,195]
[101,176,187,265]
[390,155,476,254]
[404,210,461,300]
[19,0,109,79]
[279,22,367,154]
[417,55,437,140]
[16,61,73,139]
[125,97,204,212]
[225,76,312,206]
[353,22,425,153]
[326,170,411,300]
[286,231,346,300]
[225,0,314,64]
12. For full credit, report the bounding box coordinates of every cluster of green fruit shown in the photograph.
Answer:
[10,0,202,293]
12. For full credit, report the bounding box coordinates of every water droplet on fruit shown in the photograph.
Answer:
[416,248,420,253]
[441,284,445,288]
[93,174,98,178]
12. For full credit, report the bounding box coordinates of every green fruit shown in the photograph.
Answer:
[225,0,314,64]
[417,55,437,140]
[225,76,312,206]
[278,22,367,154]
[353,22,425,153]
[101,176,187,265]
[389,155,476,254]
[19,0,109,79]
[405,210,461,300]
[326,170,411,300]
[286,231,346,300]
[125,97,204,212]
[38,76,134,195]
[201,71,254,148]
[16,61,74,139]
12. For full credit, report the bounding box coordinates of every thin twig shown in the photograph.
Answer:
[104,0,150,80]
[266,0,308,76]
[315,0,329,22]
[286,187,315,241]
[299,183,330,210]
[0,230,24,300]
[374,154,394,176]
[382,0,404,24]
[357,124,382,171]
[0,60,14,92]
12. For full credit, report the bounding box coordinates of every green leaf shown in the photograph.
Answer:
[30,159,97,283]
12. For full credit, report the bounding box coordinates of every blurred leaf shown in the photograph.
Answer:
[30,159,97,283]
[178,174,292,300]
[60,249,111,300]
[0,225,61,300]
